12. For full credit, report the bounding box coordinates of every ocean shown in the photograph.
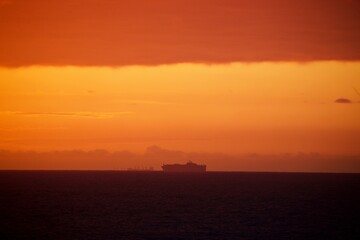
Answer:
[0,171,359,239]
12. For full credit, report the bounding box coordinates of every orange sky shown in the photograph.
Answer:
[1,62,359,155]
[0,1,360,171]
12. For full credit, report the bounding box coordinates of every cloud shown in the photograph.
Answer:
[1,146,360,172]
[120,100,174,105]
[0,111,133,118]
[0,0,359,67]
[144,145,187,160]
[0,127,66,132]
[334,98,353,104]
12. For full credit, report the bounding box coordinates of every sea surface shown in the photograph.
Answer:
[0,171,359,240]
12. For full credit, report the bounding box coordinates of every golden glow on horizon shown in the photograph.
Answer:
[0,62,360,154]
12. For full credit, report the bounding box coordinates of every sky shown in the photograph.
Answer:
[0,0,360,171]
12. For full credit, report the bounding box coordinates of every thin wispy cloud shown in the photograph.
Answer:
[119,99,175,105]
[0,111,133,119]
[0,91,175,105]
[0,127,67,132]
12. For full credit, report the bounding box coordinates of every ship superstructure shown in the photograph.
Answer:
[162,161,206,173]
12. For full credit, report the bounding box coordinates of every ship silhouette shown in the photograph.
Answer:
[162,161,206,173]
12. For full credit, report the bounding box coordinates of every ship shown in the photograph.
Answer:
[162,161,206,173]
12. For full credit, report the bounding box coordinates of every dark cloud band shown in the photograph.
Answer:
[0,0,359,67]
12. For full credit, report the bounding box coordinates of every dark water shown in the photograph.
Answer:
[0,171,359,240]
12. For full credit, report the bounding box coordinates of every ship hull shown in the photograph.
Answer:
[162,164,206,173]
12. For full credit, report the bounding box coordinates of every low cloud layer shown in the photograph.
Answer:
[0,0,359,67]
[1,146,359,173]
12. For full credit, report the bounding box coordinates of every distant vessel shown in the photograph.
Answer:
[162,161,206,173]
